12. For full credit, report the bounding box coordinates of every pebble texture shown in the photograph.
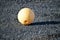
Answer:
[0,0,60,40]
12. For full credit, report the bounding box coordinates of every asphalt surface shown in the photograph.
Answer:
[0,0,60,40]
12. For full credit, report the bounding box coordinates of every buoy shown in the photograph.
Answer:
[17,8,35,25]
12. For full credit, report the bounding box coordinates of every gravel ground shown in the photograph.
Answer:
[0,0,60,40]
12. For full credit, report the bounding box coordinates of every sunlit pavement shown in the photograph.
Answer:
[0,0,60,40]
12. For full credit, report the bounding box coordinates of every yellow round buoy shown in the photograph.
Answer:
[17,8,35,25]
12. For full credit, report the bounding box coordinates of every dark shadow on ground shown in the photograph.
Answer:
[30,21,60,25]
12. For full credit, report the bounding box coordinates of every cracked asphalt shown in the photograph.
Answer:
[0,0,60,40]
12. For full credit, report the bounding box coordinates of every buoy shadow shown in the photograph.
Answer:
[30,21,60,25]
